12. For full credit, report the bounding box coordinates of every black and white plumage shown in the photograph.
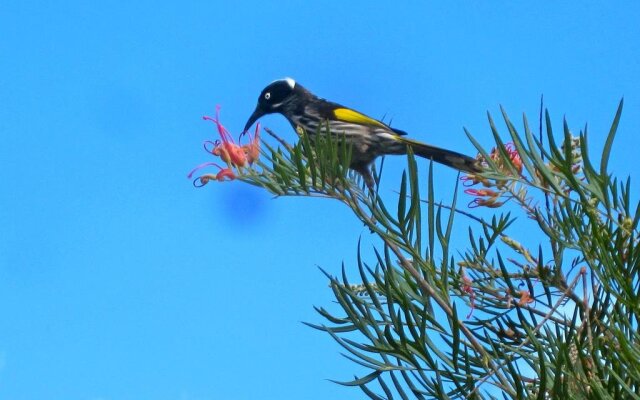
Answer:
[244,78,481,188]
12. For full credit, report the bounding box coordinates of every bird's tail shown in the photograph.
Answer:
[396,137,482,174]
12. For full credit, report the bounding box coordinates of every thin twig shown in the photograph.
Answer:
[343,187,513,393]
[469,268,585,397]
[583,267,593,351]
[473,285,572,326]
[264,127,293,151]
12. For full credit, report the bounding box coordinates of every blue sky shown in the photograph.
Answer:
[0,1,638,399]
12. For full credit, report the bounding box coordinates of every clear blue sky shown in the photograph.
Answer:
[0,2,637,399]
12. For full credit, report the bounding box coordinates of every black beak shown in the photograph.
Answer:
[243,105,266,134]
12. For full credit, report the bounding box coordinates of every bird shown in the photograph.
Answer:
[243,78,482,189]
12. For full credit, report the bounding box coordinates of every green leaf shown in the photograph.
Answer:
[331,371,381,387]
[524,112,566,195]
[398,170,407,228]
[601,98,623,176]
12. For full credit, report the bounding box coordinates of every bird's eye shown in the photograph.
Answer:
[264,92,271,100]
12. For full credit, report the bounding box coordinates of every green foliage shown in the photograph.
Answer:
[235,101,639,399]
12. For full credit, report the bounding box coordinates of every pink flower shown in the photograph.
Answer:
[461,273,475,318]
[464,187,503,208]
[203,107,247,167]
[488,142,523,174]
[517,289,534,306]
[464,188,499,197]
[461,142,523,208]
[468,198,505,208]
[242,124,261,165]
[188,106,261,187]
[187,162,236,187]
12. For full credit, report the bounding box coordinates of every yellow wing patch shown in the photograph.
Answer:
[333,108,387,128]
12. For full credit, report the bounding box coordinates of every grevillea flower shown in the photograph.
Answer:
[464,188,499,197]
[517,289,534,306]
[498,143,522,174]
[474,142,524,175]
[188,106,260,187]
[461,142,523,208]
[242,124,261,165]
[461,271,475,318]
[187,162,235,187]
[461,143,522,186]
[464,188,504,208]
[203,107,247,167]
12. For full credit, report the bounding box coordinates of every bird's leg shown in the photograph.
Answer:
[349,166,378,231]
[362,169,376,193]
[351,164,376,193]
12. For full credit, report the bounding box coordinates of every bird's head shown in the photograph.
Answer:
[244,77,298,132]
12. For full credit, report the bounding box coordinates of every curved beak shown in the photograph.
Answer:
[243,105,266,134]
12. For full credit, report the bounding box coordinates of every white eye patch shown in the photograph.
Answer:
[264,92,271,100]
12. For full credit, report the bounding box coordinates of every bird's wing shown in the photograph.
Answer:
[331,107,407,136]
[332,107,385,127]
